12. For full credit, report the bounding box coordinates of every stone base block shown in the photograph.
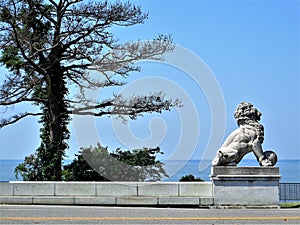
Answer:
[179,182,212,197]
[200,197,214,206]
[0,183,13,196]
[0,196,33,204]
[211,166,280,206]
[33,196,74,205]
[116,197,158,206]
[158,197,199,206]
[12,182,55,196]
[96,183,137,196]
[55,182,95,196]
[75,196,115,205]
[137,183,178,197]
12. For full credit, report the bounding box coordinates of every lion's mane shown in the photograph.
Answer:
[234,102,264,143]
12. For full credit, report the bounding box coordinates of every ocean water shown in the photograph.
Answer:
[163,159,300,182]
[0,159,299,182]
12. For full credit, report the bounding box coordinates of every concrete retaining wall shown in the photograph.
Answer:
[0,182,213,207]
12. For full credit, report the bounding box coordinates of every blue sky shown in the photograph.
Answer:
[0,0,299,165]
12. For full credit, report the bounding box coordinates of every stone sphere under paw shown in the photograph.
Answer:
[264,150,277,166]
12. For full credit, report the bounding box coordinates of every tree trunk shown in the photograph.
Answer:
[45,68,69,180]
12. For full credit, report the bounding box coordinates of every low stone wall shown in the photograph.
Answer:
[0,167,281,208]
[0,182,213,207]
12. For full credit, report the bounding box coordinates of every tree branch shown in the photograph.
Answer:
[0,112,43,128]
[0,97,47,106]
[71,92,182,121]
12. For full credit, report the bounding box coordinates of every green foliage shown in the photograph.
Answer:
[14,154,41,181]
[179,174,204,182]
[0,46,25,74]
[62,148,109,181]
[280,202,300,208]
[63,144,169,181]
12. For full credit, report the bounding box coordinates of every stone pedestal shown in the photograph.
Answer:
[211,166,281,207]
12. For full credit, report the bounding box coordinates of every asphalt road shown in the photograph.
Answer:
[1,205,300,224]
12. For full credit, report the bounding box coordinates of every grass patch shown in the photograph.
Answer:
[280,202,300,208]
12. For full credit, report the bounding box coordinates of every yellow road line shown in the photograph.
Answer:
[1,216,300,221]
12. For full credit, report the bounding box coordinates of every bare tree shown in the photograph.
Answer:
[0,0,180,180]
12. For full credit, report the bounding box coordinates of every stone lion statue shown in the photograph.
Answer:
[212,102,277,166]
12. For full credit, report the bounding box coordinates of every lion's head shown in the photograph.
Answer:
[234,102,264,142]
[234,102,262,124]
